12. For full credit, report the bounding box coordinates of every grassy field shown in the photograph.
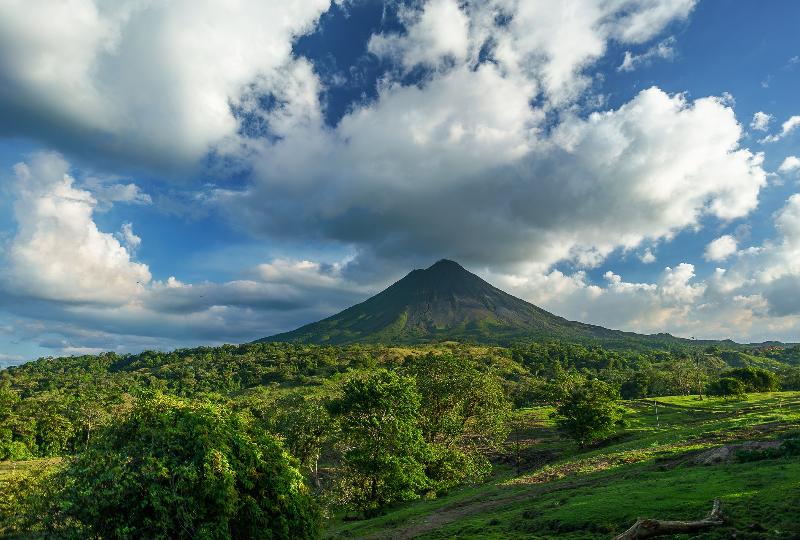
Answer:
[326,392,800,539]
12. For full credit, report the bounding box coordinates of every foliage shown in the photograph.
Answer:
[328,370,430,513]
[736,437,800,462]
[262,392,335,486]
[328,392,800,540]
[51,394,320,539]
[0,460,62,536]
[723,366,781,392]
[400,353,511,492]
[554,380,624,447]
[405,353,510,447]
[707,377,747,399]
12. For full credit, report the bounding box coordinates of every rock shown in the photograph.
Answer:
[693,441,781,465]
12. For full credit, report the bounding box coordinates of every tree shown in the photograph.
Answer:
[328,370,429,514]
[554,379,624,447]
[405,353,510,449]
[404,353,509,491]
[52,394,319,539]
[706,377,747,400]
[724,367,780,392]
[267,392,334,488]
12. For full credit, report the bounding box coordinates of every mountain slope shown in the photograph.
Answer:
[261,259,683,347]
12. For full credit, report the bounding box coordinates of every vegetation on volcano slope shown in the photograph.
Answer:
[1,340,800,538]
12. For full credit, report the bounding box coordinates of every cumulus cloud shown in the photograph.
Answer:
[483,198,800,342]
[365,0,695,105]
[618,36,677,72]
[116,222,141,252]
[86,180,152,211]
[3,257,371,354]
[5,0,796,351]
[778,156,800,175]
[760,115,800,143]
[368,0,470,69]
[704,235,738,261]
[750,111,772,131]
[4,152,151,305]
[0,153,372,352]
[228,85,765,274]
[486,263,709,337]
[0,0,331,169]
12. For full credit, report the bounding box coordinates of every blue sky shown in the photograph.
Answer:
[0,0,799,364]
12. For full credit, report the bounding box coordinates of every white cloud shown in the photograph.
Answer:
[8,0,797,349]
[704,235,738,261]
[618,36,677,72]
[365,0,695,106]
[483,200,800,341]
[368,0,470,69]
[0,0,331,168]
[87,181,152,210]
[0,353,25,368]
[5,152,151,305]
[760,115,800,143]
[640,248,657,264]
[116,222,141,252]
[229,85,765,273]
[0,153,372,350]
[750,111,772,131]
[778,156,800,174]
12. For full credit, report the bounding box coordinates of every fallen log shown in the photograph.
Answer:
[614,499,723,540]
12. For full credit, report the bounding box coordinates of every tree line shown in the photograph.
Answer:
[1,341,797,537]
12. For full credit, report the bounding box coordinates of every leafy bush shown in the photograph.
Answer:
[52,394,320,539]
[736,438,800,462]
[707,377,747,399]
[724,367,780,392]
[554,380,624,447]
[0,462,61,537]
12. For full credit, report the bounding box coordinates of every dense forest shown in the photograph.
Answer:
[1,340,799,537]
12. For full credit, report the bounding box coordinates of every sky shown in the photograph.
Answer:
[0,0,799,365]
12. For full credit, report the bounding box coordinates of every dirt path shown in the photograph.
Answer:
[362,494,521,540]
[360,477,603,540]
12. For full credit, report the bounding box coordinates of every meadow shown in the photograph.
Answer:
[328,392,800,539]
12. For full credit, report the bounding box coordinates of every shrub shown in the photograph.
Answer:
[706,377,747,399]
[724,367,780,392]
[554,380,624,447]
[52,394,319,539]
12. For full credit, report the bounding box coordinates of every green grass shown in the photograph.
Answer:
[326,392,800,539]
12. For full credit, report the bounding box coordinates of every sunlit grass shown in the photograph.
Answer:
[326,391,800,539]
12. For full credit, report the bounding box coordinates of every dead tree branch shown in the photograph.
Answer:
[614,499,723,540]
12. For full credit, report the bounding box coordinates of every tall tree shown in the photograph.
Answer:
[328,370,429,514]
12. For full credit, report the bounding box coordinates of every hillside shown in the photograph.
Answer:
[262,259,687,347]
[328,392,800,539]
[3,341,800,538]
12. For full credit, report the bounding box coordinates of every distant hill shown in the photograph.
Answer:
[260,259,694,348]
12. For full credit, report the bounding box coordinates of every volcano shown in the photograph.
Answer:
[260,259,685,347]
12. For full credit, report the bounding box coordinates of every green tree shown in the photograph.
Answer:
[724,367,780,392]
[406,353,510,449]
[328,370,429,514]
[267,392,334,488]
[707,377,747,399]
[554,379,624,447]
[52,394,319,539]
[404,353,509,491]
